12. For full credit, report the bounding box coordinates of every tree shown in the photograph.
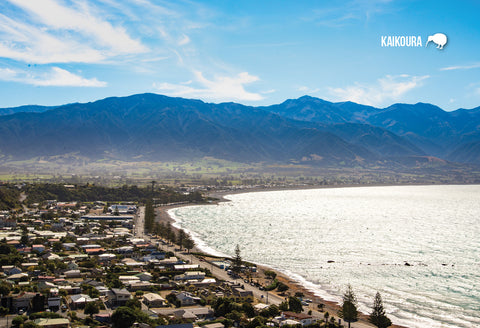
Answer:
[0,281,12,296]
[144,199,155,233]
[0,306,9,316]
[111,306,137,328]
[177,229,186,249]
[279,301,289,311]
[369,292,392,328]
[84,301,99,317]
[232,244,242,276]
[125,297,141,310]
[242,302,255,318]
[288,296,303,313]
[20,232,29,246]
[277,282,289,293]
[339,284,358,328]
[23,322,40,328]
[184,235,195,253]
[12,315,24,328]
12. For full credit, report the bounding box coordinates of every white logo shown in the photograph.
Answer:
[425,33,447,50]
[381,33,447,50]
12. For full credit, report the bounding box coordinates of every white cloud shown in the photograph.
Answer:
[0,0,147,64]
[261,89,276,94]
[328,74,429,107]
[178,34,191,46]
[0,67,107,87]
[9,0,147,53]
[297,86,320,94]
[154,71,263,102]
[440,63,480,71]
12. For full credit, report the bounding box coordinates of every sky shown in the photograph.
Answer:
[0,0,479,110]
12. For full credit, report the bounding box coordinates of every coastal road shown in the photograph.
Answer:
[156,240,285,306]
[134,206,145,238]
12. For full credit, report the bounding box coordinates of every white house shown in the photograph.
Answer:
[174,271,206,281]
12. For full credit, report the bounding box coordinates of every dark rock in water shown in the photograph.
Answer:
[327,260,335,263]
[404,262,412,266]
[442,263,447,266]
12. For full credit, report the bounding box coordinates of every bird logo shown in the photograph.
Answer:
[426,33,447,50]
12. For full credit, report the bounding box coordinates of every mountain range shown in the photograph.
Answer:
[0,93,479,167]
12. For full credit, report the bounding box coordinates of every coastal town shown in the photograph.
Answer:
[0,183,391,328]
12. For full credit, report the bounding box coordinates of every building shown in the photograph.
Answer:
[281,311,315,326]
[232,287,254,303]
[12,292,36,313]
[176,292,201,306]
[143,293,166,308]
[34,318,70,328]
[108,288,131,306]
[64,270,81,278]
[174,271,206,281]
[108,204,137,214]
[69,294,96,309]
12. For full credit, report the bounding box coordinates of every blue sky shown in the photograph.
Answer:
[0,0,479,110]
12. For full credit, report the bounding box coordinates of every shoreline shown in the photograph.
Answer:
[157,183,418,328]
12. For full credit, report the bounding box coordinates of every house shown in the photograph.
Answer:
[281,311,315,326]
[7,272,29,282]
[127,281,157,292]
[173,309,197,321]
[95,286,109,296]
[32,244,46,253]
[136,272,153,281]
[174,271,205,281]
[279,319,301,327]
[176,292,201,306]
[173,264,200,271]
[142,293,166,308]
[173,307,214,321]
[47,293,61,310]
[98,253,116,263]
[155,324,193,328]
[108,288,131,306]
[187,307,214,320]
[37,281,57,291]
[232,287,253,303]
[66,262,79,271]
[12,292,36,312]
[34,318,70,328]
[84,248,105,255]
[121,258,145,267]
[42,252,61,261]
[203,323,225,328]
[62,243,76,251]
[64,270,81,278]
[119,276,140,284]
[95,313,111,323]
[4,266,22,276]
[115,246,134,254]
[69,294,96,309]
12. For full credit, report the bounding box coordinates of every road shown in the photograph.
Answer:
[134,206,145,239]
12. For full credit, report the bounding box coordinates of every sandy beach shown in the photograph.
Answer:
[156,185,409,328]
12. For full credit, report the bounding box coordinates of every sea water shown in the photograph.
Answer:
[169,185,480,328]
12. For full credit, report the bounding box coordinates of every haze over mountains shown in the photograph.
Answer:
[0,93,479,167]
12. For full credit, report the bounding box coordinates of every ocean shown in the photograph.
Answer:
[168,185,480,328]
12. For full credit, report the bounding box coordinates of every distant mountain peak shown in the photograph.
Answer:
[0,93,479,165]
